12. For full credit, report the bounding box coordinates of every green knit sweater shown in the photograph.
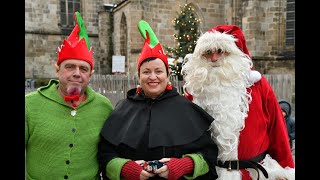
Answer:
[25,79,113,180]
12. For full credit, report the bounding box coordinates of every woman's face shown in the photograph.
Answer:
[139,58,169,99]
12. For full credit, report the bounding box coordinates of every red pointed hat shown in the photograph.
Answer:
[137,20,168,70]
[208,25,250,57]
[57,12,94,69]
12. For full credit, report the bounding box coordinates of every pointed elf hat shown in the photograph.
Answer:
[137,20,168,70]
[57,12,94,69]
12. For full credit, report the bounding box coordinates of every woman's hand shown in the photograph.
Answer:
[153,158,171,179]
[140,170,156,180]
[135,160,156,180]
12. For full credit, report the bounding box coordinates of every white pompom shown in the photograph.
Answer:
[249,70,261,84]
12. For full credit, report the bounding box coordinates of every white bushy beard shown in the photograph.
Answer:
[183,54,253,161]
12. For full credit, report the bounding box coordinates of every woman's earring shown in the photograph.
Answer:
[166,82,172,90]
[136,85,142,94]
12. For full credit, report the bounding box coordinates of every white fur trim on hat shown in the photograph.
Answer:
[193,31,244,59]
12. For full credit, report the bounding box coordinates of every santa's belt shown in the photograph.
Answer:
[216,151,268,180]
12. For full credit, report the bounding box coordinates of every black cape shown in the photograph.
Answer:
[100,87,215,149]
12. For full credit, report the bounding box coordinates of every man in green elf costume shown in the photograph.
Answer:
[25,12,113,180]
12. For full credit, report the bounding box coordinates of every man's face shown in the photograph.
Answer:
[202,49,229,62]
[200,49,230,67]
[55,59,93,96]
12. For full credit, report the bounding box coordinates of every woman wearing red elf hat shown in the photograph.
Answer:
[98,20,219,180]
[25,12,114,179]
[182,25,295,180]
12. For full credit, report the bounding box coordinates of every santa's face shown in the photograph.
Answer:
[201,48,230,65]
[183,53,252,96]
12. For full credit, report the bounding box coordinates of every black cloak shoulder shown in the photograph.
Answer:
[100,87,214,149]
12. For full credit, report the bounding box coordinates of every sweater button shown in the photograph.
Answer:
[64,175,68,179]
[66,160,70,165]
[72,128,76,133]
[69,144,74,148]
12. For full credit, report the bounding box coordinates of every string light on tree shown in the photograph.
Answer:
[164,4,201,80]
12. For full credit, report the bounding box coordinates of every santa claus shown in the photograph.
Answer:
[182,25,295,180]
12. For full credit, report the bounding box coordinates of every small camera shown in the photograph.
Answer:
[142,160,165,173]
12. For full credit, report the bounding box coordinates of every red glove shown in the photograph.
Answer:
[120,161,143,180]
[166,157,194,180]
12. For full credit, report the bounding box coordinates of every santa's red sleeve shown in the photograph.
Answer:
[261,77,294,168]
[238,76,294,168]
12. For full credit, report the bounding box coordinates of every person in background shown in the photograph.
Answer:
[25,12,113,180]
[182,25,295,180]
[279,100,295,149]
[97,20,219,180]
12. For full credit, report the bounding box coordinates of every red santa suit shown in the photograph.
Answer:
[182,25,294,180]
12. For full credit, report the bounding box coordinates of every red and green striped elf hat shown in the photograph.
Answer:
[137,20,168,70]
[57,12,94,69]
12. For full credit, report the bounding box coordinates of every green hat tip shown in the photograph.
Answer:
[138,20,159,48]
[75,12,91,50]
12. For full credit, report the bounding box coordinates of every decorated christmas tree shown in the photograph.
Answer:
[165,4,201,80]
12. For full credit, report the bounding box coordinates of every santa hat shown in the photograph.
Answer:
[194,24,250,58]
[137,20,168,70]
[57,12,94,69]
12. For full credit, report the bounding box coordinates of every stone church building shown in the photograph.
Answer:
[25,0,295,79]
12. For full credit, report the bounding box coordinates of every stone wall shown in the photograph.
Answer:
[254,59,295,75]
[25,0,294,79]
[25,0,105,78]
